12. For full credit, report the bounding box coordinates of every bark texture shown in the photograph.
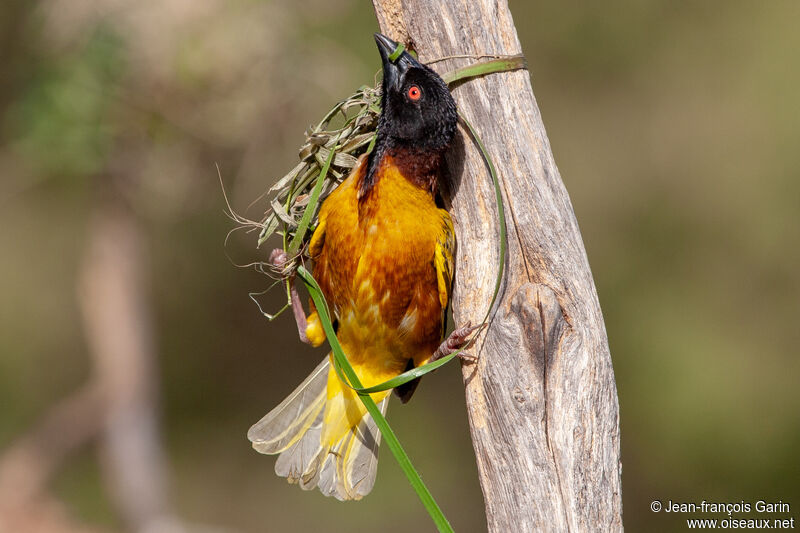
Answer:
[372,2,623,531]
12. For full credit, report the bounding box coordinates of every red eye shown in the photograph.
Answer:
[407,85,421,101]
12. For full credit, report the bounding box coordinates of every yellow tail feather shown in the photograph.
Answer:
[248,356,389,500]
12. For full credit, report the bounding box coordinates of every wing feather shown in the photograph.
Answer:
[248,358,329,454]
[434,211,455,330]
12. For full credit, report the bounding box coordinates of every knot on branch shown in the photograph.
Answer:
[510,282,569,380]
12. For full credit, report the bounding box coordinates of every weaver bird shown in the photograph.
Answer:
[248,33,480,501]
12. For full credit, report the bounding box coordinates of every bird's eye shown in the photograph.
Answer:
[407,85,421,101]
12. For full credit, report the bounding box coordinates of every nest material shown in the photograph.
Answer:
[257,84,381,252]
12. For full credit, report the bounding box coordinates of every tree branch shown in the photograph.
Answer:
[77,202,169,531]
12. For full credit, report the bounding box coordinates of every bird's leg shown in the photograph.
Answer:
[270,248,311,345]
[431,321,485,363]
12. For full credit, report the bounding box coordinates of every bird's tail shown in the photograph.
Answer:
[248,356,389,501]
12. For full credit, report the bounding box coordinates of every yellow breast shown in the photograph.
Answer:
[313,155,447,376]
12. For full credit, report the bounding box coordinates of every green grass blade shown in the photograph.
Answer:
[287,137,338,255]
[296,266,454,533]
[388,42,406,62]
[442,55,527,86]
[332,352,459,394]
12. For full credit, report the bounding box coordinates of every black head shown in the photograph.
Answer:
[374,33,457,152]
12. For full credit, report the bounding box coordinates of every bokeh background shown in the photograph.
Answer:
[1,1,798,532]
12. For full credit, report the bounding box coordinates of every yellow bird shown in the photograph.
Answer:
[248,34,478,500]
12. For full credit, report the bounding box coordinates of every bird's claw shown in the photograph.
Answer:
[432,321,486,363]
[267,247,311,344]
[269,248,296,280]
[270,248,289,268]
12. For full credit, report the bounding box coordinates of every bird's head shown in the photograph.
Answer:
[374,33,457,152]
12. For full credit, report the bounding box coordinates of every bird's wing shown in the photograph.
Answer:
[434,210,455,334]
[247,357,330,454]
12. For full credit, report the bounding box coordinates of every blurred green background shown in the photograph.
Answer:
[1,1,797,532]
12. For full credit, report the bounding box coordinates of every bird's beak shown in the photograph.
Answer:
[374,33,424,92]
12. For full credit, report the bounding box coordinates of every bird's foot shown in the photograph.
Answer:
[269,248,310,345]
[431,321,486,364]
[269,247,287,266]
[269,248,292,277]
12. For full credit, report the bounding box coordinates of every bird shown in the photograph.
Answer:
[248,33,480,501]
